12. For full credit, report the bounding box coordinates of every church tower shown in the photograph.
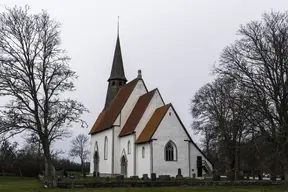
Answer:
[103,21,127,111]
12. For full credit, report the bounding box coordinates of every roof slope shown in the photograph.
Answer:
[89,110,106,134]
[89,78,139,134]
[135,104,170,144]
[119,89,157,137]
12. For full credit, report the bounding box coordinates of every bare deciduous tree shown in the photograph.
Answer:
[215,11,288,180]
[69,133,90,175]
[191,77,252,180]
[0,6,88,178]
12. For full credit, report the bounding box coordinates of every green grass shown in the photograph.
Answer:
[0,176,288,192]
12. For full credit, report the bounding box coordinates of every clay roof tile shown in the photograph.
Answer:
[89,78,139,134]
[135,104,171,144]
[119,89,157,137]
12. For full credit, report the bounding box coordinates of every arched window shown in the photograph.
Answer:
[142,147,145,158]
[111,81,115,86]
[165,141,177,161]
[127,141,131,154]
[104,136,108,160]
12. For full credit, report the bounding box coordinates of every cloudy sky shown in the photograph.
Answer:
[1,0,288,160]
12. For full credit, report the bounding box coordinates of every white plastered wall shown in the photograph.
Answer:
[113,80,147,174]
[135,90,164,138]
[151,106,190,177]
[90,128,113,174]
[136,143,151,177]
[119,134,135,177]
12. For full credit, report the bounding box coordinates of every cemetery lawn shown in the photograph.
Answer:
[1,176,288,192]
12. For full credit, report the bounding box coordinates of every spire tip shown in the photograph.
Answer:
[117,16,119,36]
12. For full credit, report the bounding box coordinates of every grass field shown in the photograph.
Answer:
[0,176,288,192]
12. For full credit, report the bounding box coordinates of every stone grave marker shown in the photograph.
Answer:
[176,168,183,179]
[131,176,139,180]
[142,174,149,180]
[116,175,124,183]
[151,173,156,181]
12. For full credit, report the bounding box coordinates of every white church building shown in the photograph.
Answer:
[89,32,213,178]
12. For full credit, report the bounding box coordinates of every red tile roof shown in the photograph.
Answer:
[89,110,106,134]
[135,104,171,144]
[119,89,157,137]
[89,78,139,134]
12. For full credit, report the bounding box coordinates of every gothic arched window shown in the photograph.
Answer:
[127,141,131,154]
[104,136,108,160]
[165,141,177,161]
[142,147,145,158]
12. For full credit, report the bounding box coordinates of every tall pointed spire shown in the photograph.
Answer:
[108,16,127,82]
[103,18,127,111]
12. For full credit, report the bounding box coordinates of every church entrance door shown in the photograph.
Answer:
[94,151,99,174]
[120,155,127,177]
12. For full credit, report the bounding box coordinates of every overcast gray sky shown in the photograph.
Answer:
[1,0,288,160]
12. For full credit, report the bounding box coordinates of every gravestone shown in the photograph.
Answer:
[131,176,139,180]
[69,174,75,179]
[142,174,149,180]
[238,175,244,180]
[151,173,156,181]
[63,169,68,178]
[116,175,124,183]
[176,168,183,179]
[94,176,100,183]
[97,172,100,177]
[105,177,110,183]
[93,171,96,178]
[57,176,62,182]
[192,173,196,179]
[159,175,170,181]
[59,170,64,179]
[213,175,221,181]
[270,175,276,181]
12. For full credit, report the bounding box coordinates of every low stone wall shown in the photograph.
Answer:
[56,180,284,189]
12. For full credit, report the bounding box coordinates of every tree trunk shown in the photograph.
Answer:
[44,157,48,176]
[284,155,288,180]
[17,167,23,178]
[270,159,276,181]
[81,160,84,176]
[42,137,56,181]
[284,165,288,181]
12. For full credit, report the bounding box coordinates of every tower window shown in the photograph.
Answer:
[119,81,122,86]
[111,81,115,86]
